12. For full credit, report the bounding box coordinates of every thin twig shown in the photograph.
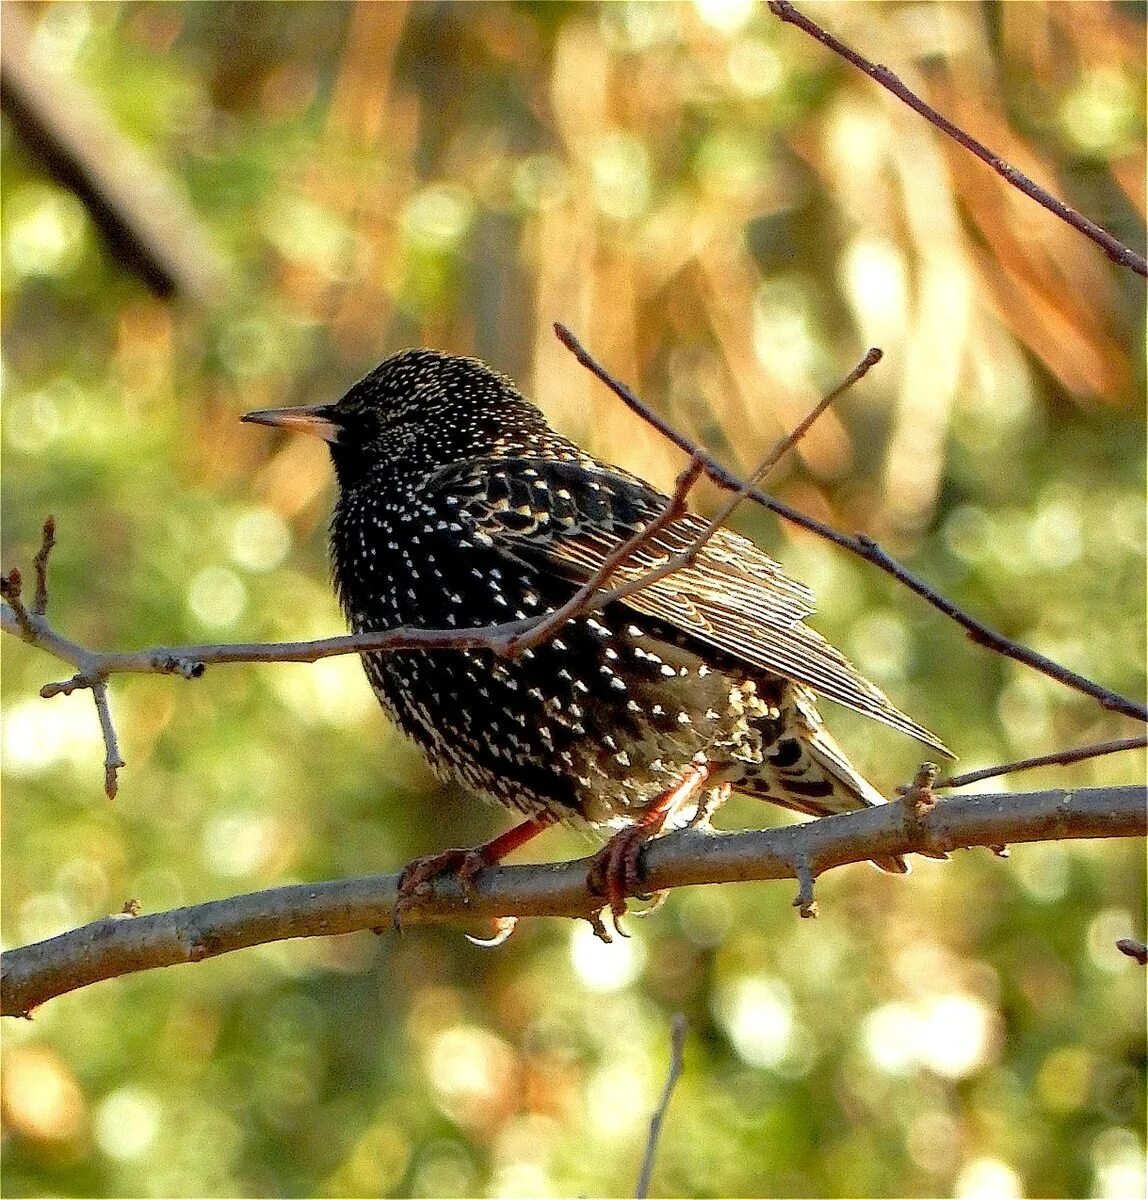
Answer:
[553,323,1148,725]
[620,348,884,589]
[767,0,1147,277]
[555,346,885,632]
[32,516,56,615]
[1,350,869,796]
[636,1013,688,1199]
[2,785,1142,1017]
[941,737,1148,791]
[506,456,707,655]
[512,350,881,655]
[91,681,125,800]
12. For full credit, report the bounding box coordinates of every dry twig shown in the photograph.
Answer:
[553,324,1148,726]
[0,568,34,638]
[636,1013,688,1199]
[941,737,1148,791]
[516,347,882,656]
[766,0,1147,278]
[31,515,55,616]
[92,681,126,800]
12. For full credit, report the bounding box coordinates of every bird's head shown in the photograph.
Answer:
[243,348,551,486]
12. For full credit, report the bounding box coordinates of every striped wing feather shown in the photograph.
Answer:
[442,457,953,757]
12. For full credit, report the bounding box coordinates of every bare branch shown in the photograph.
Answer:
[2,785,1143,1017]
[636,1013,688,1199]
[512,348,882,656]
[31,516,56,616]
[942,737,1148,791]
[766,0,1147,278]
[531,345,885,654]
[91,682,125,800]
[553,323,1148,726]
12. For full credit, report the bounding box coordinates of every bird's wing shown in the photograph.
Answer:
[436,456,952,757]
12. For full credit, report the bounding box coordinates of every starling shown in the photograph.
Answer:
[243,350,952,918]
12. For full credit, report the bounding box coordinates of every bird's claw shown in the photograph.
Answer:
[466,915,519,947]
[586,825,657,930]
[393,846,486,929]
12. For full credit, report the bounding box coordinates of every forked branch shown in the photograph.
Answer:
[1,347,878,796]
[553,324,1148,726]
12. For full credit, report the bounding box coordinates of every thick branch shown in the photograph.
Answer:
[3,785,1143,1017]
[0,4,230,304]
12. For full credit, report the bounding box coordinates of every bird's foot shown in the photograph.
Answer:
[587,756,713,931]
[586,824,660,932]
[391,815,557,931]
[393,847,487,928]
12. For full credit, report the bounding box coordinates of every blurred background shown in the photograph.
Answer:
[1,1,1144,1196]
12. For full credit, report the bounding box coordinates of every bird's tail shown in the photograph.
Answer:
[738,691,918,874]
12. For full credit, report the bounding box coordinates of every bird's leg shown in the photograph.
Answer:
[394,814,557,927]
[687,781,731,829]
[587,756,711,926]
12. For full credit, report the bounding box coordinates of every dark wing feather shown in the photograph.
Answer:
[437,456,953,757]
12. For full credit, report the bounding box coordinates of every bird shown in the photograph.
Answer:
[243,349,952,922]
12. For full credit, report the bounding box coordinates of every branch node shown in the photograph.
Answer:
[41,673,89,699]
[1,569,35,638]
[152,653,207,679]
[792,857,819,918]
[184,929,222,962]
[898,761,940,817]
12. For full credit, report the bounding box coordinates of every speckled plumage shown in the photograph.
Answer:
[275,349,952,857]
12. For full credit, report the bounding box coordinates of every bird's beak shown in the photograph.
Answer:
[241,404,340,443]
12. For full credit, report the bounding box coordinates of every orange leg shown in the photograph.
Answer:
[395,814,557,926]
[587,757,712,926]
